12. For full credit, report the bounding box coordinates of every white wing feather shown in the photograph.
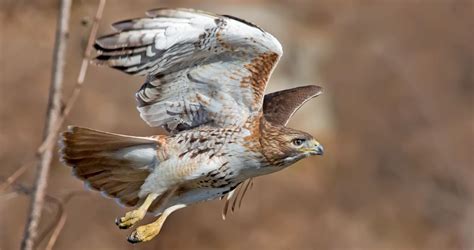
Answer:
[94,8,282,133]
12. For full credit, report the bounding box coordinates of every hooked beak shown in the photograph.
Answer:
[311,140,324,156]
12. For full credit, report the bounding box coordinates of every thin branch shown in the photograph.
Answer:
[0,191,20,201]
[78,0,106,84]
[2,0,105,195]
[0,160,34,192]
[38,0,106,155]
[4,0,104,248]
[45,211,67,250]
[0,177,64,247]
[21,0,73,249]
[34,1,107,249]
[37,202,64,248]
[41,190,89,250]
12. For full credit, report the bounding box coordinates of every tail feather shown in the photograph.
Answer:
[60,126,159,207]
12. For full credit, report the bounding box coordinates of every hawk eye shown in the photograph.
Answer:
[292,138,305,146]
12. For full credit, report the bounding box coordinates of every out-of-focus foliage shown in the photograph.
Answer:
[1,0,472,249]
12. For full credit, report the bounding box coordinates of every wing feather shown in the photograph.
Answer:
[94,8,282,133]
[263,85,323,125]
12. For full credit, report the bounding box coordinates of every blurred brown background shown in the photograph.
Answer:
[1,0,473,249]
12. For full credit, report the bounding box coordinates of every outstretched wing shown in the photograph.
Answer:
[94,8,282,133]
[263,85,322,125]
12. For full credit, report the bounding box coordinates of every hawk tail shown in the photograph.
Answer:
[59,126,159,207]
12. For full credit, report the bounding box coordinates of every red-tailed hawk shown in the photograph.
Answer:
[60,8,324,243]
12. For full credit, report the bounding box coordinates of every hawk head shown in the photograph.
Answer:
[260,119,323,167]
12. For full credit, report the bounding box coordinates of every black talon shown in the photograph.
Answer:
[127,234,140,244]
[116,217,132,229]
[127,238,138,244]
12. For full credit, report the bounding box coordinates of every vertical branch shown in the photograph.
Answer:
[37,0,106,155]
[21,0,72,249]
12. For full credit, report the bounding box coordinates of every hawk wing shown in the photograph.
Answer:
[263,85,322,125]
[94,8,282,133]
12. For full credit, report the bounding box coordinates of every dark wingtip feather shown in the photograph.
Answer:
[145,7,174,17]
[222,14,263,32]
[95,32,120,49]
[93,42,105,52]
[112,65,137,74]
[111,18,135,31]
[94,54,112,61]
[111,17,155,32]
[306,85,323,95]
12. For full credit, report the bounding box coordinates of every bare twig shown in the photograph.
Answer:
[38,0,106,154]
[2,0,105,248]
[45,211,67,250]
[2,0,106,194]
[0,191,20,201]
[24,1,106,249]
[37,201,64,248]
[0,176,71,249]
[21,0,73,249]
[0,160,34,192]
[42,190,89,250]
[1,177,64,247]
[78,0,106,84]
[37,0,105,155]
[42,194,68,250]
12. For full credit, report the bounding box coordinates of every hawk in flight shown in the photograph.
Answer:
[60,8,324,243]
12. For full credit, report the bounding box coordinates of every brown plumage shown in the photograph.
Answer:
[263,85,323,125]
[59,8,325,244]
[61,127,157,206]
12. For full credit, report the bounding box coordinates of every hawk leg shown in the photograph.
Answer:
[115,193,158,229]
[128,204,186,243]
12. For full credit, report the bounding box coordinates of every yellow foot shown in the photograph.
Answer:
[127,220,163,243]
[116,193,159,229]
[127,204,186,244]
[115,210,146,229]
